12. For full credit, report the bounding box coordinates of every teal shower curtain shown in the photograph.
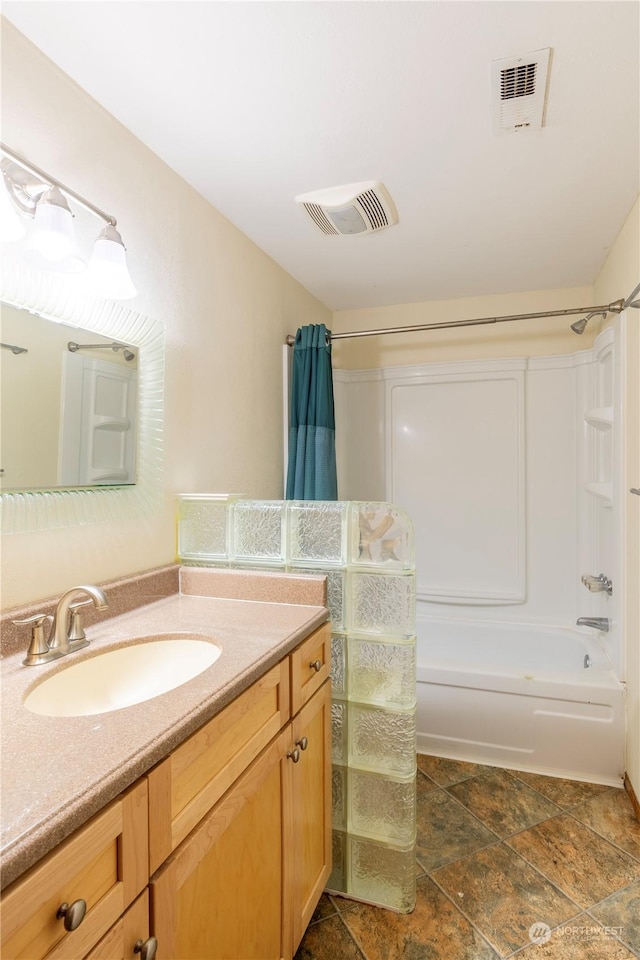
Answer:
[286,323,338,500]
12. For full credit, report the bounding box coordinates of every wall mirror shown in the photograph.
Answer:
[1,302,139,490]
[0,253,164,533]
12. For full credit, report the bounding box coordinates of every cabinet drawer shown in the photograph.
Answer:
[290,623,331,717]
[1,780,148,960]
[148,658,290,873]
[84,890,150,960]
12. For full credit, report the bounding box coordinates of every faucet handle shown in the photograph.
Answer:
[581,573,613,595]
[13,614,54,665]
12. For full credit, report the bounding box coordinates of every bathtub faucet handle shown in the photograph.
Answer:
[581,573,613,596]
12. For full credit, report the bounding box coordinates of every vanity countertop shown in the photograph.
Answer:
[0,591,328,890]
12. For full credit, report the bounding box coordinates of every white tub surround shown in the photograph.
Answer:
[335,327,624,783]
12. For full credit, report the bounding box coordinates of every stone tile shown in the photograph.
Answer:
[571,789,640,861]
[416,768,439,792]
[308,893,338,925]
[516,915,636,959]
[328,892,361,915]
[416,782,497,870]
[590,880,640,955]
[507,814,640,909]
[341,875,500,960]
[294,914,365,959]
[510,769,617,810]
[432,843,579,957]
[416,753,494,786]
[447,769,560,838]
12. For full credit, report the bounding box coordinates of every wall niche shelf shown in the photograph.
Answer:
[584,407,614,429]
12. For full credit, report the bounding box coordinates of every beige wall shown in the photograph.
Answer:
[0,22,330,608]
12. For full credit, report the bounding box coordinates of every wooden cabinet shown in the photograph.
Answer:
[84,891,152,960]
[1,622,331,960]
[151,731,290,960]
[147,659,290,874]
[0,780,148,960]
[150,622,332,960]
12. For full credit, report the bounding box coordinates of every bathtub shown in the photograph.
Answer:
[416,618,624,784]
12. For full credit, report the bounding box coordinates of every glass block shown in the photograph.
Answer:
[331,700,348,765]
[331,633,347,699]
[231,500,285,562]
[287,501,347,565]
[348,769,416,844]
[348,571,416,637]
[348,635,416,707]
[349,702,416,776]
[176,495,232,559]
[348,835,416,913]
[327,830,347,893]
[350,502,415,569]
[332,764,347,830]
[292,567,345,629]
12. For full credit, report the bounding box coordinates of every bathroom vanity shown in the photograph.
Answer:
[0,573,331,960]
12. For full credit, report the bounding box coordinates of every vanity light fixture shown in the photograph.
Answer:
[0,143,136,300]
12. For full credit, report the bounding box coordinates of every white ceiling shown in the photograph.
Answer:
[3,1,639,311]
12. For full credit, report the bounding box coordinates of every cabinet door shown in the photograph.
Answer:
[290,680,332,953]
[151,730,291,960]
[84,890,151,960]
[1,780,148,960]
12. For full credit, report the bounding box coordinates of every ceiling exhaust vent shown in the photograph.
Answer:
[296,181,398,236]
[491,48,551,134]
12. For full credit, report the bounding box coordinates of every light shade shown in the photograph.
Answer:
[86,224,136,300]
[30,186,77,261]
[0,173,27,242]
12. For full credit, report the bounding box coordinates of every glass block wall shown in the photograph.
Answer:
[177,496,417,913]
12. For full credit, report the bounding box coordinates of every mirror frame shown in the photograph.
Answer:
[0,250,164,534]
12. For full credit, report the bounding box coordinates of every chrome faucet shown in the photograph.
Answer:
[49,585,108,655]
[14,584,108,665]
[576,617,610,632]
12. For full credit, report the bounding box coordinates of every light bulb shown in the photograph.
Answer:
[86,224,137,300]
[30,186,77,261]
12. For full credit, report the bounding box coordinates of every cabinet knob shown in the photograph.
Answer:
[287,747,301,763]
[295,736,308,751]
[309,659,322,672]
[56,899,86,931]
[134,936,158,960]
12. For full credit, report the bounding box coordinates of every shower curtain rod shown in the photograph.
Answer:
[285,297,630,346]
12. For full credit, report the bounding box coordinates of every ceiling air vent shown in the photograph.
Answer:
[491,48,551,134]
[296,181,398,236]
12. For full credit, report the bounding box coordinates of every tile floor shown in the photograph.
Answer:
[295,755,640,959]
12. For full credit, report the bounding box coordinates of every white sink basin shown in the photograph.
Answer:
[24,635,222,717]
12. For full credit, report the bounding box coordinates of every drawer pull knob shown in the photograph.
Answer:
[134,936,158,960]
[57,899,86,931]
[287,747,301,763]
[309,659,322,672]
[295,736,308,751]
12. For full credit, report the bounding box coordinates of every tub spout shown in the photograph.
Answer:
[576,617,609,632]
